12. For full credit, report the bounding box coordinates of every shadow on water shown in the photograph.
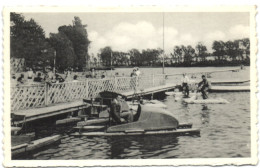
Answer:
[201,105,210,126]
[14,91,250,159]
[107,134,180,159]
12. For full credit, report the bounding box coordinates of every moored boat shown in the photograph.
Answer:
[71,91,200,137]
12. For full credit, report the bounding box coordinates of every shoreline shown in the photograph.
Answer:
[113,65,249,69]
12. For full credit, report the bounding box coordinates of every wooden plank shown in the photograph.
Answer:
[165,68,240,76]
[12,100,87,117]
[211,79,250,84]
[74,125,105,130]
[12,135,61,157]
[11,127,22,132]
[26,135,61,152]
[56,117,81,125]
[122,84,176,98]
[12,100,89,124]
[178,123,192,129]
[184,98,229,104]
[11,143,28,150]
[77,118,109,126]
[210,85,250,92]
[71,128,200,136]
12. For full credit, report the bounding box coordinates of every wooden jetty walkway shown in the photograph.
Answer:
[11,74,176,123]
[123,83,176,98]
[12,83,176,123]
[11,72,250,123]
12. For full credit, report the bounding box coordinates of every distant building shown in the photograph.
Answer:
[205,56,216,61]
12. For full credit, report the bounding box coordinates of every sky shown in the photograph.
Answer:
[22,12,250,56]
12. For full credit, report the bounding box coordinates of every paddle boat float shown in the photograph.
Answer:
[165,90,229,104]
[71,91,200,137]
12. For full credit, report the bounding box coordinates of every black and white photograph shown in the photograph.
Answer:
[3,6,257,166]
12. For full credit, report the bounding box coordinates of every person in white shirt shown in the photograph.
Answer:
[181,73,190,97]
[135,67,141,76]
[27,68,34,83]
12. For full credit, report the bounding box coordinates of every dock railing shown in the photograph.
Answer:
[11,74,166,111]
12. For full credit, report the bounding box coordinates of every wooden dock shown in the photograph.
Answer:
[12,83,176,123]
[12,100,88,124]
[210,85,250,92]
[122,83,176,98]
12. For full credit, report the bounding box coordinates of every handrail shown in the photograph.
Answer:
[11,75,166,111]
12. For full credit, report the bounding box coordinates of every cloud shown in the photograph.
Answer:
[88,22,250,56]
[88,21,180,55]
[229,24,250,39]
[204,30,226,42]
[203,31,227,52]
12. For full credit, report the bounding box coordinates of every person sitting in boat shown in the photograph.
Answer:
[110,95,133,124]
[198,75,210,99]
[181,73,190,97]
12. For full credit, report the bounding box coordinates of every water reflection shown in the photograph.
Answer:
[19,92,250,159]
[108,135,179,159]
[201,105,210,125]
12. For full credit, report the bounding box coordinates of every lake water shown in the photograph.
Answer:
[20,67,251,159]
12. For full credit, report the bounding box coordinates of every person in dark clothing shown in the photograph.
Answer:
[198,75,210,99]
[110,97,124,124]
[181,73,190,97]
[34,73,43,82]
[130,69,137,77]
[17,74,25,84]
[110,96,133,124]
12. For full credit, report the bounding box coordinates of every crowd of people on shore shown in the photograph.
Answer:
[11,67,143,87]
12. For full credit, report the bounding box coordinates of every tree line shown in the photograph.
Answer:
[11,13,250,73]
[98,38,250,67]
[98,47,163,66]
[11,13,90,72]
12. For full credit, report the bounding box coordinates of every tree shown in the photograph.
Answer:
[129,49,141,66]
[171,46,184,64]
[182,45,195,65]
[212,41,225,61]
[240,38,250,60]
[141,48,163,66]
[196,42,208,62]
[57,17,91,71]
[10,13,53,69]
[49,33,76,71]
[100,46,113,66]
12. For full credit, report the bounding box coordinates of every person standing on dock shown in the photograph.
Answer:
[198,75,210,99]
[27,68,34,84]
[181,73,190,98]
[135,67,141,77]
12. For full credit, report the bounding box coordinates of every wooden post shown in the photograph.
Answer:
[114,76,117,91]
[152,74,155,87]
[85,79,89,99]
[44,82,49,106]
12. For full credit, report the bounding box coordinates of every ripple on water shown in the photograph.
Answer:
[25,91,250,160]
